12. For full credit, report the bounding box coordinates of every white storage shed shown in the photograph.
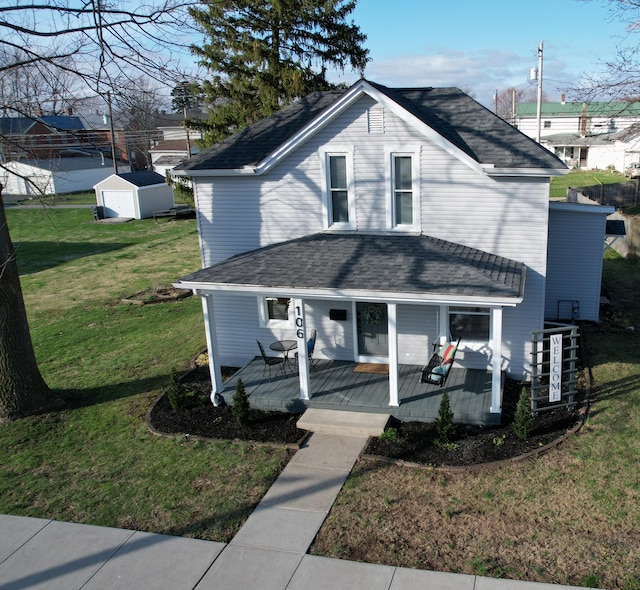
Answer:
[94,171,174,219]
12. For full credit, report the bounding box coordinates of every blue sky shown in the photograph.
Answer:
[330,0,630,106]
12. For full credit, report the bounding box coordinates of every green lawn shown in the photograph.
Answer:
[549,169,627,199]
[1,207,292,541]
[3,204,640,587]
[311,249,640,589]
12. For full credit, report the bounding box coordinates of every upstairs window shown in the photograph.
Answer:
[329,155,349,223]
[323,150,354,229]
[387,150,419,230]
[393,155,413,226]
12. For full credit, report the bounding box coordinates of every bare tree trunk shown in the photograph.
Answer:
[0,184,61,422]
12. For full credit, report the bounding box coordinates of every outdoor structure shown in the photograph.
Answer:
[515,100,640,172]
[94,171,173,219]
[149,122,202,178]
[173,79,611,424]
[1,156,128,197]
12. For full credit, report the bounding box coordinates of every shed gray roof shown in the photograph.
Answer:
[117,171,166,187]
[178,233,525,301]
[178,80,565,173]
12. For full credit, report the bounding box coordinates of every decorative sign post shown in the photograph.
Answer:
[549,333,563,403]
[293,299,310,401]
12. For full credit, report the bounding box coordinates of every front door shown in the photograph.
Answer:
[356,302,388,360]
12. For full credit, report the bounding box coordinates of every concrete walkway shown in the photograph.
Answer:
[0,432,597,590]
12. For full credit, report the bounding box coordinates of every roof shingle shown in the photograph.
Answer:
[179,233,525,300]
[177,80,565,173]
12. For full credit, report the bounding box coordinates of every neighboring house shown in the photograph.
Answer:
[1,156,129,197]
[173,79,612,423]
[515,101,640,171]
[149,120,202,178]
[94,171,174,219]
[0,114,131,195]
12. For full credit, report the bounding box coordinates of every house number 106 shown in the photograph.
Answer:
[295,306,304,339]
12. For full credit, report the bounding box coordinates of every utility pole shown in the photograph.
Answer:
[107,91,118,174]
[536,41,544,143]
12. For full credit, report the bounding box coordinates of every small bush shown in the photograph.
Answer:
[513,387,534,440]
[435,391,456,443]
[232,378,251,426]
[379,427,404,445]
[167,369,187,411]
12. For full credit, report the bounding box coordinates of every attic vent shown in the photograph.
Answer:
[368,106,384,134]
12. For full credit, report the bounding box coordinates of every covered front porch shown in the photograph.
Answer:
[221,358,500,426]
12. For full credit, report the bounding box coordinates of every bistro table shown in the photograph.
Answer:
[270,339,298,372]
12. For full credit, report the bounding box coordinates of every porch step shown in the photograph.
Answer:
[297,408,390,437]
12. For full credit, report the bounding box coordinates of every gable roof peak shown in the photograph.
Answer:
[175,79,566,176]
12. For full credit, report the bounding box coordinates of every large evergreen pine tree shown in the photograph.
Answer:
[188,0,369,145]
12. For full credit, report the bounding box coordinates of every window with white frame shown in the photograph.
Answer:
[449,306,490,341]
[258,297,292,327]
[329,154,349,224]
[393,155,413,226]
[323,151,353,228]
[386,150,418,230]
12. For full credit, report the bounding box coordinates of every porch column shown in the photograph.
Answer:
[201,292,224,403]
[388,303,399,407]
[490,307,503,414]
[293,298,311,401]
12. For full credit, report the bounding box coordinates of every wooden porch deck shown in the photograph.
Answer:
[221,358,500,426]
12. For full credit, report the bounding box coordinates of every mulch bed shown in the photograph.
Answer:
[364,378,585,468]
[147,366,307,446]
[122,286,192,305]
[148,365,586,467]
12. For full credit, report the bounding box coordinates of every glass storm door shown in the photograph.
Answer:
[356,302,388,359]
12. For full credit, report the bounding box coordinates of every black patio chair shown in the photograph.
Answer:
[257,340,286,381]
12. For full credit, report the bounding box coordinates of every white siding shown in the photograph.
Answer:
[545,206,607,322]
[194,94,554,378]
[518,115,640,140]
[397,305,438,365]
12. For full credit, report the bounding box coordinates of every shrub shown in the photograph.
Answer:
[513,387,534,440]
[379,427,404,445]
[232,378,251,426]
[167,369,187,411]
[435,391,456,443]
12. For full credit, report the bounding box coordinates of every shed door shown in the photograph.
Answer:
[102,190,136,218]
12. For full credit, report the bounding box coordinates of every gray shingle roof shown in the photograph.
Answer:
[179,90,344,171]
[370,83,563,169]
[178,233,525,300]
[117,171,166,187]
[177,80,565,173]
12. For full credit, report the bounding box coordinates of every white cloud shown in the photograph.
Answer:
[331,48,583,107]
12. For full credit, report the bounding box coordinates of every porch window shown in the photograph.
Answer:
[258,297,291,327]
[449,306,490,341]
[393,155,413,226]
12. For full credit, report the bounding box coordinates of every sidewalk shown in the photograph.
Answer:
[0,433,598,590]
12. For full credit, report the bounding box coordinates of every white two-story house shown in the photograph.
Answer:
[173,80,610,425]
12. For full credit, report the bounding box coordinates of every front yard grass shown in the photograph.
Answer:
[0,207,293,541]
[3,206,640,587]
[310,251,640,589]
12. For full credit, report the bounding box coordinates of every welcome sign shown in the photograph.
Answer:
[549,333,563,402]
